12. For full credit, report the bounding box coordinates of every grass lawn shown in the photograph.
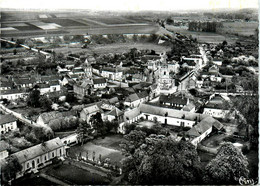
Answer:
[92,134,126,151]
[68,142,124,164]
[47,164,109,185]
[12,174,57,186]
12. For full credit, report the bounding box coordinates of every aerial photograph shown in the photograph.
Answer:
[0,0,258,185]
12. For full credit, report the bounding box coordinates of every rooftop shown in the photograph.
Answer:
[0,114,16,125]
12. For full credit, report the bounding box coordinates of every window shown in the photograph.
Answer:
[44,156,47,161]
[37,159,40,164]
[27,163,30,169]
[60,149,62,155]
[52,152,55,158]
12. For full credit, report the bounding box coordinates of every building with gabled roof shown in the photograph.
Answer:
[0,89,28,100]
[80,103,104,124]
[2,137,65,179]
[119,103,223,146]
[93,78,107,89]
[0,114,17,135]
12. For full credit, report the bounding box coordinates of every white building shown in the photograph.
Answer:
[0,114,17,135]
[0,89,27,100]
[2,137,65,179]
[101,67,123,81]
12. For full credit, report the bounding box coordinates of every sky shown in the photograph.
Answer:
[0,0,258,11]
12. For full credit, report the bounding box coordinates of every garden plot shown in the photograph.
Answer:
[30,22,62,30]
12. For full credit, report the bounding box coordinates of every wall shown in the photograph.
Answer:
[191,127,212,146]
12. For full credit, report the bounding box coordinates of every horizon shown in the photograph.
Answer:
[0,0,258,12]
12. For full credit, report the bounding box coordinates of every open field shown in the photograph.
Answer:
[1,10,158,38]
[217,21,258,37]
[50,42,170,55]
[12,174,57,186]
[165,25,238,44]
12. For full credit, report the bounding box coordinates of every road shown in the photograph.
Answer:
[0,38,51,58]
[0,103,51,130]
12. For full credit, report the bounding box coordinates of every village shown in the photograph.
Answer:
[0,7,259,186]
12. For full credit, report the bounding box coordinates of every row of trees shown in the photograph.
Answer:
[121,129,250,185]
[188,21,222,32]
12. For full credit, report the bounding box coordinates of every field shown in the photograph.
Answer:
[47,164,110,185]
[68,135,125,164]
[50,42,170,55]
[1,10,159,38]
[12,174,57,186]
[217,21,258,37]
[165,25,238,44]
[41,18,88,27]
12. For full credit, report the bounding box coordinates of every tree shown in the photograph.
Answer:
[121,135,202,184]
[39,95,52,111]
[76,120,93,145]
[1,155,22,184]
[27,89,41,107]
[203,143,249,184]
[90,112,105,136]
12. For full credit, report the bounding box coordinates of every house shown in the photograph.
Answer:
[124,91,149,108]
[72,67,85,77]
[49,81,61,92]
[13,77,36,89]
[101,67,123,81]
[0,114,17,135]
[0,89,27,100]
[147,60,158,71]
[40,75,60,83]
[182,56,202,67]
[159,94,189,110]
[186,117,223,146]
[203,94,230,119]
[36,111,77,125]
[149,83,160,98]
[105,108,124,122]
[93,78,107,89]
[73,79,93,99]
[37,83,51,95]
[80,103,104,124]
[5,137,65,179]
[0,141,9,159]
[212,58,222,66]
[0,81,13,90]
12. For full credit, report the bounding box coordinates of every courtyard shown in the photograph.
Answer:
[67,134,126,165]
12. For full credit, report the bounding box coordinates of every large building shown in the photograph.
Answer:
[1,137,65,179]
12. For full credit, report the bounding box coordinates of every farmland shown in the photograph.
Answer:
[1,10,158,38]
[217,21,258,37]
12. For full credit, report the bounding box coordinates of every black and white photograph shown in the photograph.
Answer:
[0,0,259,185]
